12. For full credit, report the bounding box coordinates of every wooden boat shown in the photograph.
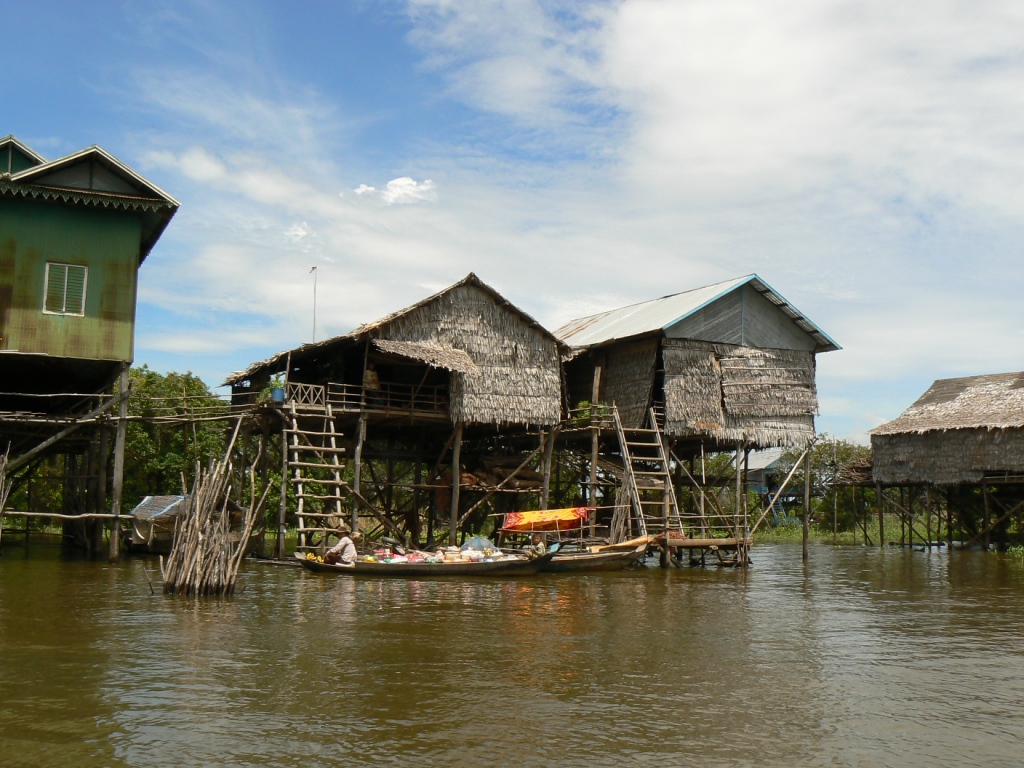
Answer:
[542,542,648,572]
[295,551,555,577]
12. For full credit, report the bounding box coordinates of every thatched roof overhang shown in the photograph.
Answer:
[372,339,478,373]
[870,372,1024,435]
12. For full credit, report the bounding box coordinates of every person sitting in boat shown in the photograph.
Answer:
[324,527,359,565]
[527,532,547,559]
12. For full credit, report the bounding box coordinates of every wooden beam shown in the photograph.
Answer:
[7,393,124,473]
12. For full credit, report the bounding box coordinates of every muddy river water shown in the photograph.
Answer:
[1,542,1023,767]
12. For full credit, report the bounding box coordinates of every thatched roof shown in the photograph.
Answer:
[372,339,478,374]
[226,273,565,385]
[870,372,1024,435]
[225,274,566,427]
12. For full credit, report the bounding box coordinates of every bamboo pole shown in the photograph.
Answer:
[876,480,885,548]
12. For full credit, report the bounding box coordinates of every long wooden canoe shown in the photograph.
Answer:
[295,551,554,577]
[542,542,648,572]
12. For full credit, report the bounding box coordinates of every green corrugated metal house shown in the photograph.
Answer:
[0,135,178,407]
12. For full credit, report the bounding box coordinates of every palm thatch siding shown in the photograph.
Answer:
[224,274,565,428]
[663,340,817,448]
[871,372,1024,485]
[382,283,562,427]
[663,341,724,435]
[602,338,658,428]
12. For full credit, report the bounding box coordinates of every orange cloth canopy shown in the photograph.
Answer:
[501,507,591,533]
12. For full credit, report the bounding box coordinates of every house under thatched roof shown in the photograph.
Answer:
[870,371,1024,486]
[556,274,839,449]
[226,273,566,428]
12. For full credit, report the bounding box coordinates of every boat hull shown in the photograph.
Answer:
[542,543,648,572]
[296,551,553,577]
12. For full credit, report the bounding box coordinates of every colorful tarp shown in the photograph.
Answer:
[501,507,591,533]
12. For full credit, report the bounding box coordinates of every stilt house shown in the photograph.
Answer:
[226,274,568,551]
[871,372,1024,486]
[556,275,839,451]
[0,135,178,554]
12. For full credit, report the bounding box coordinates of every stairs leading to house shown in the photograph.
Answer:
[285,402,347,553]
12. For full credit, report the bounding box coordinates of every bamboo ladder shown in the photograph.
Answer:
[286,401,347,554]
[611,405,684,539]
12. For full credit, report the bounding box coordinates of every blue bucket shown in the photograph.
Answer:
[271,387,285,403]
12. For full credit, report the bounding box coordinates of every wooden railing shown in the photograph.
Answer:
[326,382,449,416]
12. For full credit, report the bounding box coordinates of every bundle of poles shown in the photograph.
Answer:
[0,446,11,549]
[160,419,272,596]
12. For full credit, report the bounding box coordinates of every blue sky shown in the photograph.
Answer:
[6,1,1023,442]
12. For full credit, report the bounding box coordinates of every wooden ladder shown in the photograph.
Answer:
[612,405,684,539]
[286,403,347,553]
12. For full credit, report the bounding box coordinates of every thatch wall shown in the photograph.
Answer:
[382,284,562,427]
[872,429,1024,485]
[870,371,1024,485]
[663,339,816,448]
[601,338,657,428]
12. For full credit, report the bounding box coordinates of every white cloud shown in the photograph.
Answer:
[125,1,1024,443]
[381,177,437,204]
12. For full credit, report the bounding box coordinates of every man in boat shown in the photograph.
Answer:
[527,532,547,559]
[324,526,359,565]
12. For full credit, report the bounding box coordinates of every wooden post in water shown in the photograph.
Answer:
[352,413,366,532]
[802,450,811,562]
[108,365,129,562]
[735,443,742,540]
[94,426,109,557]
[449,422,463,545]
[588,365,601,536]
[982,480,991,551]
[876,480,885,548]
[540,426,557,510]
[946,490,953,550]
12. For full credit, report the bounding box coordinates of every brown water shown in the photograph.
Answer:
[2,543,1024,768]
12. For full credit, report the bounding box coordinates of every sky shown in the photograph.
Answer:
[5,0,1023,442]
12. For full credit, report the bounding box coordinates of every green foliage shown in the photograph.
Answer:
[778,435,873,531]
[572,400,611,426]
[122,366,229,504]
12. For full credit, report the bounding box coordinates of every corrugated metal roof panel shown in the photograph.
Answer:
[554,274,841,352]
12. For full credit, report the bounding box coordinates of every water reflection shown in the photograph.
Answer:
[1,545,1024,767]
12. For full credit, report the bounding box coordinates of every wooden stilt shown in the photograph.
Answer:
[540,426,557,509]
[982,480,991,551]
[108,365,129,562]
[588,365,601,536]
[352,413,366,532]
[876,480,885,548]
[449,422,463,544]
[802,450,811,562]
[94,426,109,557]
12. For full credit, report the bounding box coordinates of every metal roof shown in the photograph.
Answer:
[554,274,840,352]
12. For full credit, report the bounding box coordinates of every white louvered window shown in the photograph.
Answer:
[43,263,88,316]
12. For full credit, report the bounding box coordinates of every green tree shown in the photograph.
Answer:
[122,366,229,505]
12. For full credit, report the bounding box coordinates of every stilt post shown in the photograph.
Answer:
[449,422,463,545]
[108,365,129,562]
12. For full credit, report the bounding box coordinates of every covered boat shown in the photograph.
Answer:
[295,550,554,576]
[500,507,591,534]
